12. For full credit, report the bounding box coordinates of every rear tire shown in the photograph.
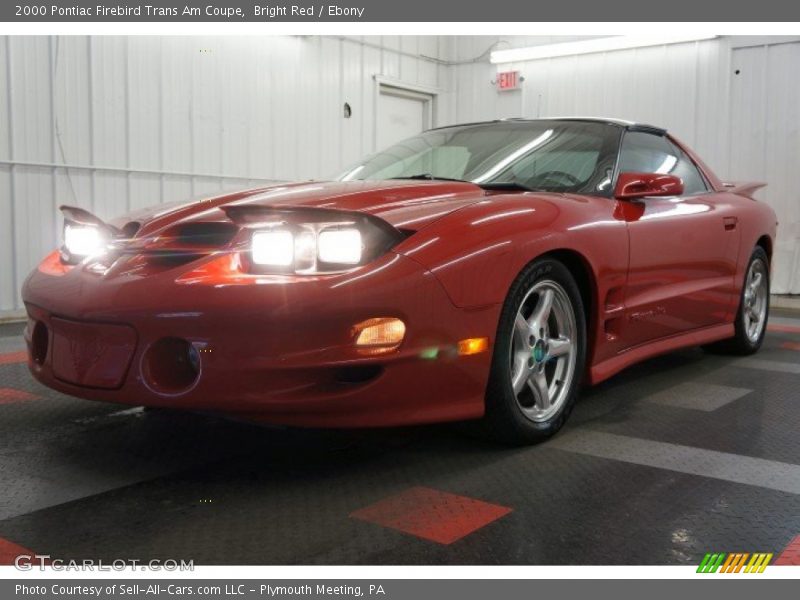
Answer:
[704,246,770,355]
[478,257,587,445]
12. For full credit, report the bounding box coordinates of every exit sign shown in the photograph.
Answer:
[496,70,522,91]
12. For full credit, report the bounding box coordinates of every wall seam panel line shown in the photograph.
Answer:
[339,37,344,168]
[87,35,95,215]
[49,36,58,254]
[217,39,222,191]
[5,36,18,311]
[124,36,131,214]
[359,39,365,160]
[158,37,164,204]
[692,41,700,149]
[189,40,195,199]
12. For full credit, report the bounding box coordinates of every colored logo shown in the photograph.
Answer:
[697,552,773,573]
[532,340,547,363]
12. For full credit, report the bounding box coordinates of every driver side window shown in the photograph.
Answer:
[618,131,708,195]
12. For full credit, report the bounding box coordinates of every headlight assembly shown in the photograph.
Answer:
[59,205,119,265]
[249,223,365,272]
[224,206,403,275]
[61,223,108,263]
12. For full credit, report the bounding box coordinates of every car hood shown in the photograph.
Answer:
[114,180,491,237]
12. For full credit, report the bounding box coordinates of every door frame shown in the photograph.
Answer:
[373,75,441,152]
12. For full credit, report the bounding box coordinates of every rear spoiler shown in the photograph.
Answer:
[722,181,766,199]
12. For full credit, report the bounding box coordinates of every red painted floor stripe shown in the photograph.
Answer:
[0,350,27,366]
[768,324,800,334]
[781,341,800,351]
[0,388,38,404]
[0,537,36,566]
[774,534,800,566]
[351,486,512,545]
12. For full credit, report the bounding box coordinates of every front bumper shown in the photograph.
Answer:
[22,252,498,427]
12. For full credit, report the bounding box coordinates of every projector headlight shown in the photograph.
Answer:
[62,223,107,262]
[251,230,295,267]
[317,228,362,265]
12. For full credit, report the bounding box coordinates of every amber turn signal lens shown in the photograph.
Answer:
[353,318,406,353]
[457,337,489,356]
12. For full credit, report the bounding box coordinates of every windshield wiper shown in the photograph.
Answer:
[389,175,543,192]
[478,181,542,192]
[390,174,469,183]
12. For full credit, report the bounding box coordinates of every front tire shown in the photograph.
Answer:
[479,257,587,445]
[705,246,770,355]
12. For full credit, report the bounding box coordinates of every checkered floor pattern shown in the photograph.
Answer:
[0,313,799,565]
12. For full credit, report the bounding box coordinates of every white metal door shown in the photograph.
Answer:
[729,42,800,294]
[376,85,432,151]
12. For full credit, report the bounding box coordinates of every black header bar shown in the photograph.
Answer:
[3,0,800,22]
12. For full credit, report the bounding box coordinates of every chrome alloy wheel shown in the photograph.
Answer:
[743,258,768,343]
[509,279,578,422]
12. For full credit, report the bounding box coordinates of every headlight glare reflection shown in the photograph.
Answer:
[64,224,105,258]
[251,230,295,266]
[318,228,362,265]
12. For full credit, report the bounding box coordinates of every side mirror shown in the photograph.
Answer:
[614,172,684,200]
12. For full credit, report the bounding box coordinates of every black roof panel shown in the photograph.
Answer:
[429,117,667,136]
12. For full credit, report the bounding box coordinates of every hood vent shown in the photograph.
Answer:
[139,222,239,267]
[96,221,241,276]
[167,222,239,248]
[121,221,141,238]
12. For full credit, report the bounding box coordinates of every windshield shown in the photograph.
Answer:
[338,120,622,195]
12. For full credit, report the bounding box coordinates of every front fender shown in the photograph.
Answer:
[394,193,627,310]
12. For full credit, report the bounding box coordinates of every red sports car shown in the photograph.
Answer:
[22,118,777,443]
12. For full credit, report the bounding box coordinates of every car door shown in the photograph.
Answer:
[618,131,740,348]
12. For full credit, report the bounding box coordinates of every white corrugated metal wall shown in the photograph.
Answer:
[2,35,799,317]
[450,35,800,294]
[728,42,800,295]
[0,35,452,316]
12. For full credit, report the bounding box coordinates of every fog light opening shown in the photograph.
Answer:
[142,337,201,394]
[31,321,49,365]
[353,317,406,355]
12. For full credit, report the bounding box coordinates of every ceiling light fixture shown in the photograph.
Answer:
[490,35,718,64]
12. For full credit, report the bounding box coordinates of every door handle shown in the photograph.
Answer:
[723,216,738,231]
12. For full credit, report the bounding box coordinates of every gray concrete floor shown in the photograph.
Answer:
[1,311,799,565]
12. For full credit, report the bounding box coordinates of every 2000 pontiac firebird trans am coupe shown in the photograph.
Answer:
[22,118,777,443]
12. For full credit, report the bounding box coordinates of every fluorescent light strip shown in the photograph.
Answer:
[490,35,718,64]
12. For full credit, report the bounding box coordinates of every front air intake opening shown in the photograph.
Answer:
[142,337,201,394]
[31,321,49,365]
